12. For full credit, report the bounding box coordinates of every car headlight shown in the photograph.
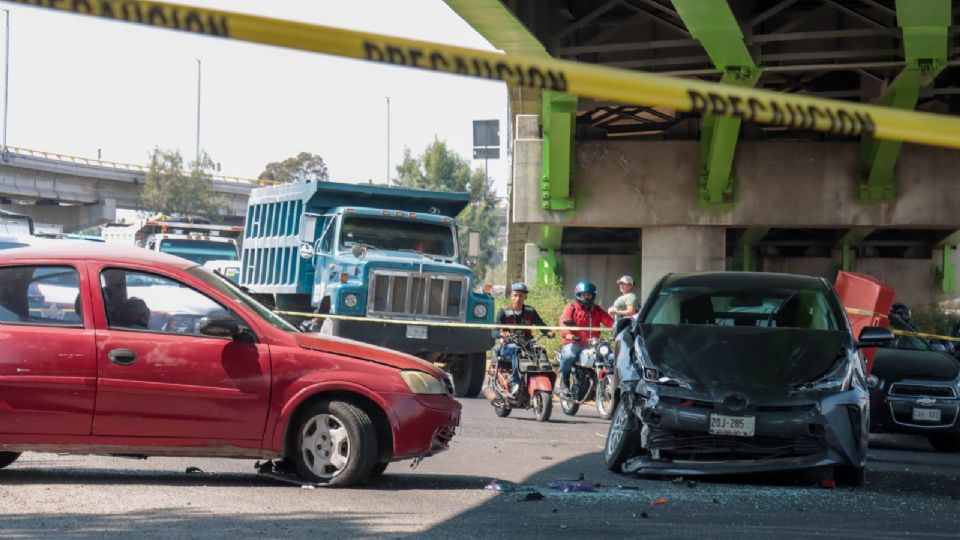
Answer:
[473,303,488,318]
[598,344,611,358]
[795,356,853,393]
[343,293,359,308]
[400,370,447,395]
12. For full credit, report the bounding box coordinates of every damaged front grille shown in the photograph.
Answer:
[647,429,825,461]
[431,426,456,453]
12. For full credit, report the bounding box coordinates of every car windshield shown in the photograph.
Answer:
[187,266,298,333]
[159,239,239,264]
[338,216,456,258]
[643,281,842,331]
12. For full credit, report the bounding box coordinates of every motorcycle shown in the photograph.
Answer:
[482,334,555,422]
[558,336,615,417]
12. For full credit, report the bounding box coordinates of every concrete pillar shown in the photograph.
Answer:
[523,243,540,286]
[641,226,726,300]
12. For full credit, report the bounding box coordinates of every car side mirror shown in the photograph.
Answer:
[200,314,242,339]
[857,326,894,348]
[351,243,367,259]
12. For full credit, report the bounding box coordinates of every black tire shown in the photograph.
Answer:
[834,465,865,487]
[929,434,960,452]
[596,374,616,420]
[533,390,553,422]
[0,452,20,469]
[451,353,486,398]
[604,400,638,472]
[290,400,378,487]
[369,462,389,479]
[494,404,512,417]
[560,398,579,416]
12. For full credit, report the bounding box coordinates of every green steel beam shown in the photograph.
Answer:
[541,90,577,211]
[537,225,563,287]
[733,228,769,271]
[837,228,874,272]
[859,0,948,202]
[941,246,957,293]
[672,1,761,207]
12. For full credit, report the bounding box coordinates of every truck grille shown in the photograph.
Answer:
[368,271,466,320]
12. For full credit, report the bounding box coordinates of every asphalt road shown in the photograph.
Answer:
[1,398,959,539]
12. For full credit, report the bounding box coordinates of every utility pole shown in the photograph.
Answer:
[195,59,201,166]
[2,9,9,160]
[385,96,390,186]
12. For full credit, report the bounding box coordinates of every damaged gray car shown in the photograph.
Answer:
[604,272,893,486]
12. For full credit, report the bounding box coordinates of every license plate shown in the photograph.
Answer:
[912,407,941,422]
[709,413,756,437]
[405,325,428,340]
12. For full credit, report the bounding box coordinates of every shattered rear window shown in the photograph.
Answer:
[643,283,841,331]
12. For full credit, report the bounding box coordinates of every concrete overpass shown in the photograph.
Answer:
[449,0,960,307]
[0,148,254,231]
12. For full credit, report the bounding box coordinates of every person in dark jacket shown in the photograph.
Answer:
[494,282,553,396]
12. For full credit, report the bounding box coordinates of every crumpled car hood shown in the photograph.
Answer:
[639,324,847,395]
[295,332,447,379]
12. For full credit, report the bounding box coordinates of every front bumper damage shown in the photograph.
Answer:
[622,385,868,476]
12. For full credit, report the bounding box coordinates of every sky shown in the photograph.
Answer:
[3,1,511,194]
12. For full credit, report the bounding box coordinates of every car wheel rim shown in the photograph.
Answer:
[301,413,350,478]
[606,404,627,458]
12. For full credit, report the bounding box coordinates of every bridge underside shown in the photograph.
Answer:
[449,0,960,305]
[0,152,251,230]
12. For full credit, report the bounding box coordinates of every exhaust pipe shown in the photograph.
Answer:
[481,386,498,402]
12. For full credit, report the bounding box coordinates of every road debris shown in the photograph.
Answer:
[652,497,668,505]
[185,466,203,474]
[520,492,545,502]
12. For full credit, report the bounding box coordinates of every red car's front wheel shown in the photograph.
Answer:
[292,400,378,487]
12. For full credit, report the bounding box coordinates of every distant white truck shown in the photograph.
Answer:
[134,219,244,282]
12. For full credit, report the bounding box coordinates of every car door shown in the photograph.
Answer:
[0,262,97,435]
[89,264,271,441]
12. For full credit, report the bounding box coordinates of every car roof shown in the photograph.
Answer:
[660,271,827,290]
[0,242,194,269]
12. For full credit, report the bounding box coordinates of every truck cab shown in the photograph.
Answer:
[240,181,494,397]
[136,219,244,283]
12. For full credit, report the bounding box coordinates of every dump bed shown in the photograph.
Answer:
[242,181,470,294]
[247,181,470,217]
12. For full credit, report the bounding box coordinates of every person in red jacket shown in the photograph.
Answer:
[558,281,614,390]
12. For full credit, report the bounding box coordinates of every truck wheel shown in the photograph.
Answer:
[450,353,486,398]
[291,399,378,487]
[0,452,20,469]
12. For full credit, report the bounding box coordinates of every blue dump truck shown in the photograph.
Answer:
[240,180,494,397]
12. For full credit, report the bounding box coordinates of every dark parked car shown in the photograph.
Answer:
[868,315,960,452]
[604,272,892,486]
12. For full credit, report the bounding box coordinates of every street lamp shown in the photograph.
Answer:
[385,96,390,186]
[2,9,10,160]
[195,59,201,165]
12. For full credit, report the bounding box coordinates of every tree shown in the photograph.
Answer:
[140,148,224,218]
[258,152,329,183]
[395,138,500,280]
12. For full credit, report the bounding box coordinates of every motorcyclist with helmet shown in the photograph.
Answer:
[494,283,553,396]
[890,302,911,324]
[557,281,614,392]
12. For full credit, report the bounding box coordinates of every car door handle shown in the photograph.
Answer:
[108,349,137,366]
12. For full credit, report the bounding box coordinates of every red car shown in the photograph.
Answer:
[0,244,460,486]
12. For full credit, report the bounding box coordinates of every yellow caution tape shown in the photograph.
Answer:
[844,308,960,343]
[273,310,612,333]
[890,329,960,343]
[844,307,889,319]
[10,0,960,149]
